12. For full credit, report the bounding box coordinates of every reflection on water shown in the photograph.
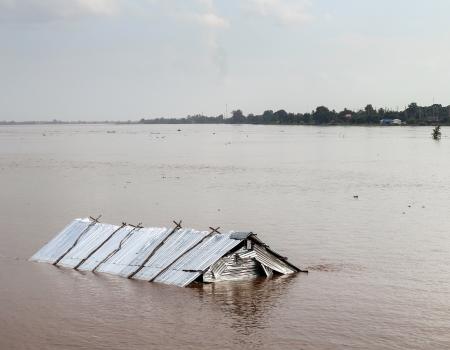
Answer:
[1,124,450,349]
[195,275,297,335]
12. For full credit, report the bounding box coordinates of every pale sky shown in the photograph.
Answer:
[1,0,450,121]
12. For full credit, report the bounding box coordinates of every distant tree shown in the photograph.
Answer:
[302,113,312,124]
[405,102,423,123]
[365,104,375,114]
[136,102,450,126]
[274,109,288,124]
[287,112,298,124]
[229,110,246,124]
[313,106,333,124]
[262,110,275,124]
[363,104,378,123]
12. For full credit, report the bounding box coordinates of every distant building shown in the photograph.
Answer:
[380,118,394,125]
[380,118,402,126]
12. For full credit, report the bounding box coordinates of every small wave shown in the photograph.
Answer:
[307,263,342,272]
[306,263,364,273]
[0,254,26,262]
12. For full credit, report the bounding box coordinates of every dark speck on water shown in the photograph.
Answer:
[1,124,449,350]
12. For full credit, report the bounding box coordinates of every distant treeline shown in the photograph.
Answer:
[140,103,450,125]
[2,103,449,126]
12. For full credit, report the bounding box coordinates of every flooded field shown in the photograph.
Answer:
[1,124,449,349]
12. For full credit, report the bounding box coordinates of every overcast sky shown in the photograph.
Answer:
[1,0,450,121]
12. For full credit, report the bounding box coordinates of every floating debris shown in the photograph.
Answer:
[30,217,306,287]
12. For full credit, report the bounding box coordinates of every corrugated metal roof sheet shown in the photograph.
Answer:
[76,225,135,272]
[203,247,262,282]
[107,227,173,278]
[57,222,120,269]
[154,232,242,286]
[30,218,93,264]
[253,244,296,274]
[30,218,303,287]
[132,228,209,281]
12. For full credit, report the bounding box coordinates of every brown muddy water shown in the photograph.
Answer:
[0,124,449,349]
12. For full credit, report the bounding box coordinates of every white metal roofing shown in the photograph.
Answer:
[30,217,299,287]
[97,227,172,277]
[30,218,93,264]
[131,228,209,281]
[76,225,135,272]
[57,223,121,269]
[154,232,243,286]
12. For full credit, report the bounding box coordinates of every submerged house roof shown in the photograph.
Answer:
[30,217,305,287]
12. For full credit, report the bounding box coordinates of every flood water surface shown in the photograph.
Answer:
[0,124,449,349]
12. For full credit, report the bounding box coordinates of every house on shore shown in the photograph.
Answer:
[380,118,402,125]
[30,218,305,287]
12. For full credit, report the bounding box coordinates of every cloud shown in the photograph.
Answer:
[173,0,228,28]
[169,0,228,77]
[0,0,119,21]
[191,12,228,28]
[244,0,314,25]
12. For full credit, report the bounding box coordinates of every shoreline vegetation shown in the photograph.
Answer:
[2,103,450,126]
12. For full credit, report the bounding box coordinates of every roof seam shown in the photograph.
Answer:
[127,224,180,279]
[91,225,141,272]
[53,218,96,266]
[149,229,218,282]
[74,223,127,270]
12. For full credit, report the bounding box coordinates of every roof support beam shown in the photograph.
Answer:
[53,215,102,266]
[74,222,127,270]
[127,219,183,279]
[91,223,143,272]
[148,226,220,283]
